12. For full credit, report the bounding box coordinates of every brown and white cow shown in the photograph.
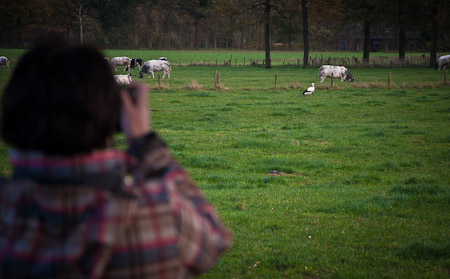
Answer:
[111,57,132,72]
[0,56,10,69]
[435,55,450,70]
[318,65,355,82]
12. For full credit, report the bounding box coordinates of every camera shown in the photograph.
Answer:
[119,84,137,104]
[116,85,137,132]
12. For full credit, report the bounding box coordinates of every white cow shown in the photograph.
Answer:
[0,56,10,69]
[435,55,450,70]
[318,65,355,82]
[111,56,132,72]
[139,60,172,79]
[114,74,132,85]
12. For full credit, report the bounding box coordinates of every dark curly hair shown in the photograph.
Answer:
[1,38,121,155]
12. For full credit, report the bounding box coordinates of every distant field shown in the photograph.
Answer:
[0,49,449,278]
[0,48,435,67]
[1,49,446,92]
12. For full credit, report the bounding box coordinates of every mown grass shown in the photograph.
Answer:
[0,48,431,67]
[0,49,449,278]
[145,86,449,278]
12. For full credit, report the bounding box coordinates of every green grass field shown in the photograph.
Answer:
[0,49,449,278]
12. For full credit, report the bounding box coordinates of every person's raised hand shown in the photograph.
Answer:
[120,82,150,144]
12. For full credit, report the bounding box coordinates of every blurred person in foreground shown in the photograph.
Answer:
[0,38,231,278]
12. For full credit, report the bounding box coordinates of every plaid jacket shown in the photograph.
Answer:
[0,133,231,278]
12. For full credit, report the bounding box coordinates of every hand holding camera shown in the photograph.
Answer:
[120,82,150,144]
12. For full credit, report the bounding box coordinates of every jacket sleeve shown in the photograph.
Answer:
[127,132,232,274]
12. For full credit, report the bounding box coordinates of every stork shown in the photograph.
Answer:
[302,83,315,99]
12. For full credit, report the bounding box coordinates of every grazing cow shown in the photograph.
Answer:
[318,65,355,83]
[127,58,143,71]
[139,60,172,79]
[111,56,132,71]
[0,56,10,69]
[435,54,450,70]
[114,73,132,85]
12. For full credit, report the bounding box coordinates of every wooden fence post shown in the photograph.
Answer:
[445,69,448,85]
[217,72,220,86]
[214,70,217,90]
[275,73,278,89]
[388,72,391,86]
[331,73,334,87]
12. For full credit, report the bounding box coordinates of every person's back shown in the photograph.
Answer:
[0,38,231,278]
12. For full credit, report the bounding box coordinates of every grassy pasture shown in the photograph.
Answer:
[0,48,432,67]
[147,86,449,279]
[0,49,449,278]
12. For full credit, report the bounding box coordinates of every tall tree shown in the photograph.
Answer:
[0,0,38,45]
[68,0,88,43]
[397,0,406,62]
[264,0,271,67]
[342,0,386,63]
[427,0,441,67]
[240,0,274,67]
[301,0,310,68]
[362,19,370,63]
[178,0,212,48]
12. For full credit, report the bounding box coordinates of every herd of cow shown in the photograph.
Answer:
[106,56,172,85]
[0,54,449,87]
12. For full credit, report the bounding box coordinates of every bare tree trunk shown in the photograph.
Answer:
[70,0,85,44]
[237,32,240,49]
[429,0,440,67]
[159,12,163,48]
[8,26,12,45]
[214,23,217,49]
[429,15,438,67]
[194,18,199,48]
[79,7,83,44]
[398,0,406,62]
[363,20,370,63]
[147,24,153,49]
[301,0,309,68]
[264,0,271,68]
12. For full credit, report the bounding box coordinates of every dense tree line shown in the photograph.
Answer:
[1,0,449,65]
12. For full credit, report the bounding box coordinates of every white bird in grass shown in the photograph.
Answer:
[302,83,315,98]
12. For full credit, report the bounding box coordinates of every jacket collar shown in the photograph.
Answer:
[9,149,131,196]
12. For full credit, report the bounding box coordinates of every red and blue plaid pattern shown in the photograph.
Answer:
[0,139,231,278]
